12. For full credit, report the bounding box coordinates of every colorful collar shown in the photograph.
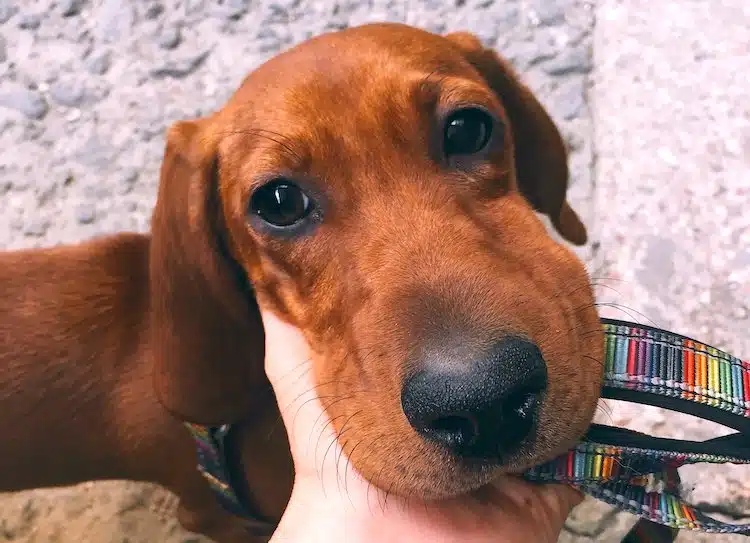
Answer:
[185,319,750,542]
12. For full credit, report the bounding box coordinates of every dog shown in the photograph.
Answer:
[0,23,603,541]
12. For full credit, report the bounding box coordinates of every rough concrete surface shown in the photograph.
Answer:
[586,0,750,541]
[0,0,745,541]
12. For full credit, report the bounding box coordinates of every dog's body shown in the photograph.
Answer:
[0,23,602,542]
[0,234,293,541]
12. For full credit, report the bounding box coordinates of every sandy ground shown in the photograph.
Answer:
[0,0,747,541]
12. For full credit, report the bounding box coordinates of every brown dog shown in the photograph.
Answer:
[0,23,602,541]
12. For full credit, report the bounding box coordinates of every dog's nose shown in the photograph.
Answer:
[401,337,547,461]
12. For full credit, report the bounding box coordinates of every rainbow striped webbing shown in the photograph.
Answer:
[185,319,750,540]
[525,319,750,538]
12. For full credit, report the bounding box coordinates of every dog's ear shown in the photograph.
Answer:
[150,119,266,426]
[445,32,587,245]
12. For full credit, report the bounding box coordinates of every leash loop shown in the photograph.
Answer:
[525,319,750,535]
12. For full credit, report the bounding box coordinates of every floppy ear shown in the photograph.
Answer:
[150,119,267,426]
[445,32,587,246]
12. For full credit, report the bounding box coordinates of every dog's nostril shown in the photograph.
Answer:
[425,414,478,449]
[401,337,548,461]
[503,387,541,421]
[496,387,541,448]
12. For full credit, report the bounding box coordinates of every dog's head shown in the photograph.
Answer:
[151,23,603,498]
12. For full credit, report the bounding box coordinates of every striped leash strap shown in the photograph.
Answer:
[524,319,750,540]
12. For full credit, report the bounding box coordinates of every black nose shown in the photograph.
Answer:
[401,337,547,461]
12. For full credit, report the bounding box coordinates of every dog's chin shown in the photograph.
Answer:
[418,465,498,500]
[403,437,551,500]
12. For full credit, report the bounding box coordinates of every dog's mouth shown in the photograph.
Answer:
[327,354,594,500]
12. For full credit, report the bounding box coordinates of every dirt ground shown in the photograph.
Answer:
[0,482,208,542]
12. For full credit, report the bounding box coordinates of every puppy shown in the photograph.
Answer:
[0,22,602,541]
[154,23,603,501]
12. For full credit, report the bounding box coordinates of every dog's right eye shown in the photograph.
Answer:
[249,179,313,228]
[443,107,494,160]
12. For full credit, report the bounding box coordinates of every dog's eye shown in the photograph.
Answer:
[443,108,493,158]
[249,180,312,228]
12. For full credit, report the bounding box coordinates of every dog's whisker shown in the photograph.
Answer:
[290,392,351,433]
[589,282,625,298]
[563,278,623,299]
[578,327,608,338]
[315,412,350,497]
[274,358,312,385]
[594,302,659,327]
[283,377,359,420]
[572,299,656,328]
[572,301,597,315]
[561,283,592,298]
[315,409,352,471]
[343,347,385,375]
[588,275,630,285]
[582,354,606,369]
[351,434,392,516]
[282,378,341,411]
[344,439,365,506]
[334,437,351,499]
[333,410,364,494]
[307,394,356,451]
[382,480,395,514]
[266,381,343,442]
[564,318,605,335]
[308,391,366,440]
[595,402,615,425]
[373,462,389,514]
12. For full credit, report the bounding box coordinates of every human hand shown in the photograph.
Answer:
[262,309,582,542]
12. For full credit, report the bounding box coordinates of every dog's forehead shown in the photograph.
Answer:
[223,24,476,117]
[213,24,498,201]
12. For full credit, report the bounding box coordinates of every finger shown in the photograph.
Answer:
[536,483,585,519]
[259,310,348,483]
[260,310,322,446]
[261,309,312,384]
[489,477,583,521]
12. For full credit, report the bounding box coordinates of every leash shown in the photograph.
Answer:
[186,319,750,540]
[525,319,750,539]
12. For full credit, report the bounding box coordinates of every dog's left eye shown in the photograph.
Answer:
[443,108,494,158]
[249,179,312,228]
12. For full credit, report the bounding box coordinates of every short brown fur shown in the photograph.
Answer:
[0,23,602,540]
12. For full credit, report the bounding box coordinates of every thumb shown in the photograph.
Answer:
[537,483,585,521]
[260,310,353,487]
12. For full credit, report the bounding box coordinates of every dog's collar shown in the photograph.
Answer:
[186,319,750,540]
[183,422,260,520]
